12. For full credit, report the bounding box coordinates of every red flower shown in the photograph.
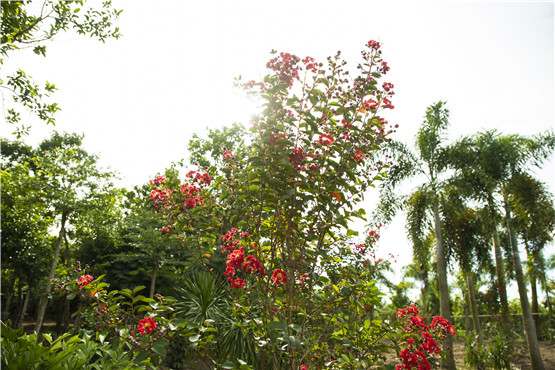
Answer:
[317,133,335,146]
[300,365,308,370]
[77,275,93,289]
[148,175,166,186]
[223,150,234,160]
[227,247,245,269]
[137,317,157,335]
[185,197,196,209]
[231,278,245,289]
[367,40,381,49]
[243,255,264,275]
[271,269,287,285]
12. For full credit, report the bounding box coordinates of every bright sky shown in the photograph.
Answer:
[2,1,554,297]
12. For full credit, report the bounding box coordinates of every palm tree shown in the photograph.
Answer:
[376,101,457,369]
[448,130,554,370]
[507,173,555,339]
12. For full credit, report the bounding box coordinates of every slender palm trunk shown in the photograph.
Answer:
[504,199,544,370]
[35,212,67,334]
[530,274,540,339]
[420,271,430,320]
[541,273,553,331]
[488,196,511,329]
[433,197,457,369]
[491,229,511,327]
[466,273,482,344]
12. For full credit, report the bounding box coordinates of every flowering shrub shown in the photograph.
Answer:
[145,41,403,368]
[395,304,456,369]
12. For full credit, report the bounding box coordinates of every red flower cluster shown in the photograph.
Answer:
[149,175,166,186]
[316,133,335,146]
[289,147,306,171]
[231,278,245,289]
[367,225,381,246]
[243,255,265,275]
[223,150,234,160]
[271,269,287,285]
[396,304,456,370]
[137,317,156,335]
[302,56,318,73]
[363,99,379,112]
[382,82,394,92]
[175,170,211,209]
[379,61,390,74]
[353,150,365,163]
[221,229,265,287]
[367,40,381,50]
[150,188,172,202]
[77,275,93,289]
[431,316,456,336]
[266,52,301,88]
[382,98,394,110]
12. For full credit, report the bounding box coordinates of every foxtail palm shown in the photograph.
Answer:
[448,130,554,369]
[376,101,457,369]
[507,173,555,339]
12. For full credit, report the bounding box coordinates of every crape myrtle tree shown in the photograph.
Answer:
[449,130,555,370]
[31,131,119,334]
[375,101,458,369]
[1,0,122,137]
[148,42,456,369]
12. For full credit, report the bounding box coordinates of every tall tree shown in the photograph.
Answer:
[32,131,117,333]
[376,101,457,369]
[449,130,554,369]
[507,173,555,339]
[0,146,52,326]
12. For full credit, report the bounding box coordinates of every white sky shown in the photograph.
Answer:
[2,0,554,298]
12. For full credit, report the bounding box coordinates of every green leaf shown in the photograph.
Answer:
[152,342,166,357]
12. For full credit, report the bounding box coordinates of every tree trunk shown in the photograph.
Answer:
[492,229,511,328]
[16,287,31,328]
[62,234,72,331]
[35,211,67,334]
[467,273,482,344]
[2,277,15,321]
[530,273,541,340]
[433,197,457,369]
[463,289,472,334]
[504,199,545,370]
[149,263,159,299]
[541,273,553,333]
[10,282,23,328]
[420,271,430,320]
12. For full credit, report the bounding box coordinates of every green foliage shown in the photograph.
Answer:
[464,324,515,370]
[1,320,146,369]
[1,0,122,136]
